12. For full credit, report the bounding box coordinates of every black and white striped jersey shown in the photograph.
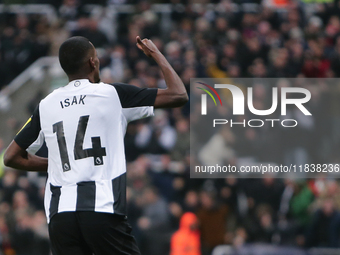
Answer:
[15,79,158,222]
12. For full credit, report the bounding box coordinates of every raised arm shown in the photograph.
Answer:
[4,140,48,172]
[136,36,188,108]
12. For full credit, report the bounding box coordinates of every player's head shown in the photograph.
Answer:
[59,36,100,83]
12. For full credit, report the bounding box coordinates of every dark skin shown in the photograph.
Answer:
[4,36,188,172]
[135,36,188,108]
[67,42,101,84]
[3,142,48,172]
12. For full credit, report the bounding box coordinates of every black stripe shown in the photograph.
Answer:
[49,184,61,220]
[36,141,48,158]
[76,181,96,211]
[111,83,158,108]
[112,173,127,215]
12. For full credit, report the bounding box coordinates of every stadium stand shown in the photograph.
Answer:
[1,1,340,255]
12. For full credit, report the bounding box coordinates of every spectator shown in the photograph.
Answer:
[196,190,228,255]
[170,212,201,255]
[171,118,190,161]
[72,18,109,47]
[135,110,177,154]
[137,187,171,255]
[306,198,340,248]
[290,181,314,236]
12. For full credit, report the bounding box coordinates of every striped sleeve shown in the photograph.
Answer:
[112,83,158,122]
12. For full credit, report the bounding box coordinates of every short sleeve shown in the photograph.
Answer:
[112,83,158,122]
[122,107,154,122]
[14,105,42,150]
[26,131,45,155]
[112,83,158,108]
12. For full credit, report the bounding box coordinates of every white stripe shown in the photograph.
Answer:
[44,181,52,223]
[58,185,77,212]
[95,180,114,213]
[122,106,154,122]
[201,94,207,115]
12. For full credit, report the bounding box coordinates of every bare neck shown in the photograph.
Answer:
[68,73,95,83]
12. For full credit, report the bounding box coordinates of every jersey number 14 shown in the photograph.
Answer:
[53,115,106,172]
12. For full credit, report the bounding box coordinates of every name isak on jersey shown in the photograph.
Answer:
[60,95,86,109]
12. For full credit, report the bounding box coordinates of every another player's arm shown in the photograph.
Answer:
[136,36,188,108]
[4,141,47,172]
[3,106,48,172]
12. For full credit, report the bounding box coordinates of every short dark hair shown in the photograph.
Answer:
[59,36,93,75]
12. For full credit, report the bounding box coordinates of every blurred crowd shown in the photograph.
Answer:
[0,11,50,89]
[1,0,340,254]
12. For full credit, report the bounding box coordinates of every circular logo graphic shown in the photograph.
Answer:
[74,81,81,87]
[96,157,102,165]
[64,163,70,171]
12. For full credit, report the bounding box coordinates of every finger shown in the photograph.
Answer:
[137,36,150,48]
[136,36,147,51]
[136,43,143,50]
[136,36,155,54]
[136,36,144,46]
[141,40,154,53]
[136,36,150,50]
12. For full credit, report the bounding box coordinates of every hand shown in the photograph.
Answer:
[136,36,161,58]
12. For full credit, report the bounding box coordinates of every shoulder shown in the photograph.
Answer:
[109,82,143,95]
[108,82,158,108]
[96,82,116,89]
[40,87,65,104]
[92,82,122,95]
[109,82,138,89]
[171,231,183,242]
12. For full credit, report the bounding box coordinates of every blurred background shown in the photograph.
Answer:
[0,0,340,255]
